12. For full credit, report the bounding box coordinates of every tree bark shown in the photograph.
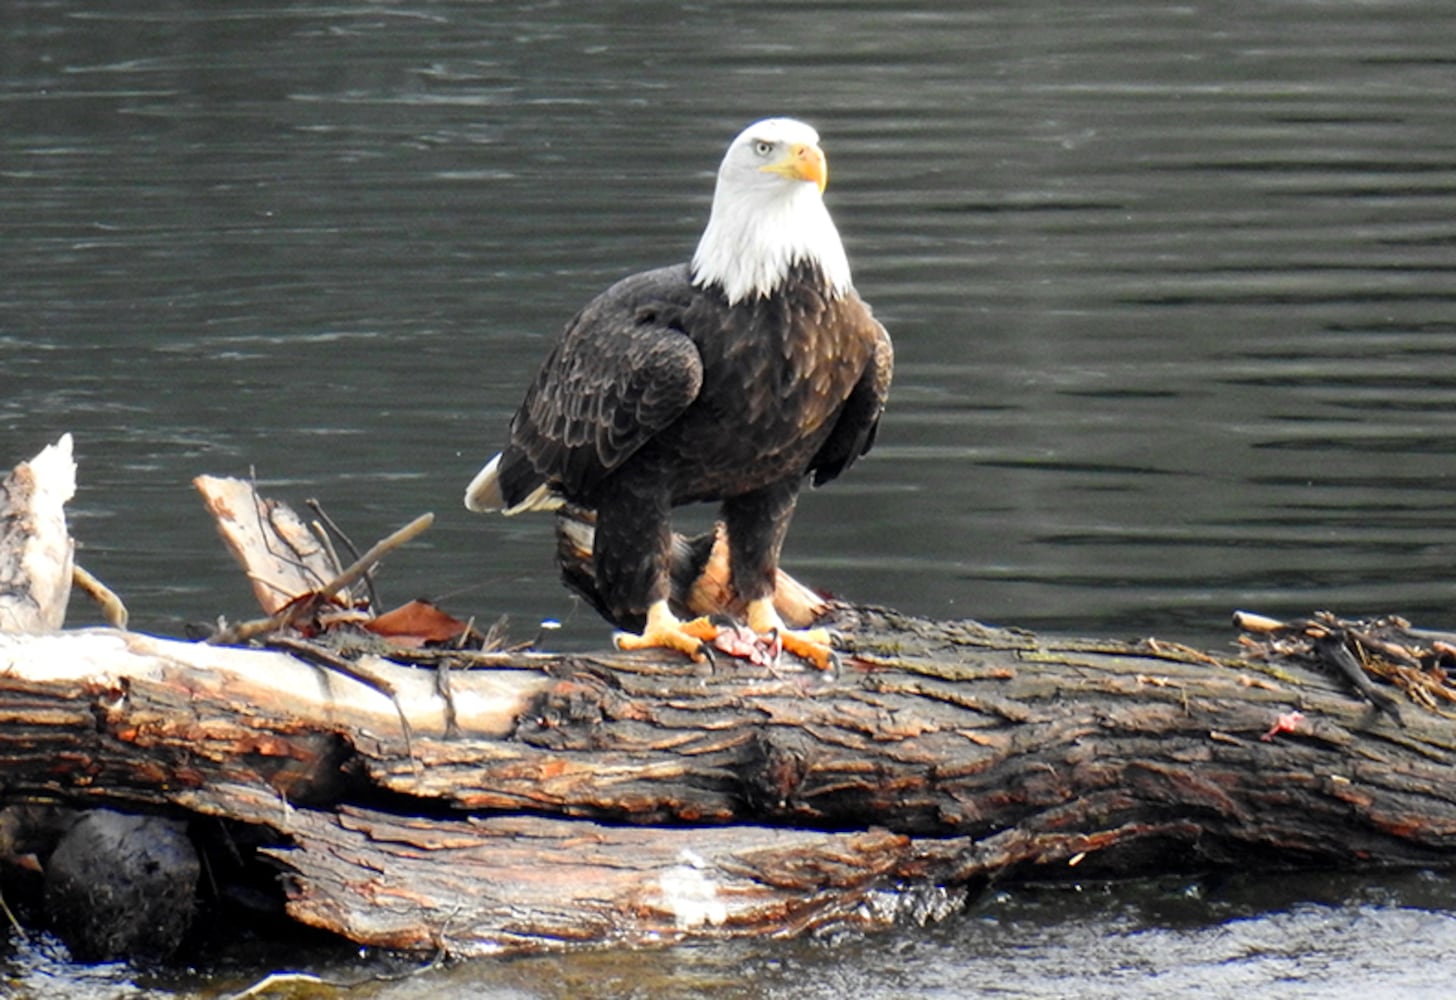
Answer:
[5,607,1456,956]
[4,439,1456,957]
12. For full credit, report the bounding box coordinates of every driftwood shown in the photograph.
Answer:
[0,434,76,632]
[5,437,1456,959]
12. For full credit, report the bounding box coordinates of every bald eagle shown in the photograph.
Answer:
[465,118,892,667]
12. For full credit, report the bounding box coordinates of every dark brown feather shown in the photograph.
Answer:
[492,260,890,625]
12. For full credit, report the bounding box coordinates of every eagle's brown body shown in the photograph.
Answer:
[491,260,891,630]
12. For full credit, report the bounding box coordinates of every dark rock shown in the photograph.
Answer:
[43,809,199,962]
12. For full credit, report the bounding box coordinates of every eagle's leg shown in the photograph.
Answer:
[595,484,718,661]
[722,482,835,670]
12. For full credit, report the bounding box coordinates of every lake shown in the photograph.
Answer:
[4,0,1456,996]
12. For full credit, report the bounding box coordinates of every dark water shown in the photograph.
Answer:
[5,0,1456,995]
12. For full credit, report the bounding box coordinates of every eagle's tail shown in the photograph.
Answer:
[464,453,562,515]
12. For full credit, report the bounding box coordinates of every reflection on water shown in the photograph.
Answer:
[4,0,1456,995]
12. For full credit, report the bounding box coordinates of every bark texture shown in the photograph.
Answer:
[5,607,1456,956]
[4,438,1456,957]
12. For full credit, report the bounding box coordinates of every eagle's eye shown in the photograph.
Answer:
[753,140,775,158]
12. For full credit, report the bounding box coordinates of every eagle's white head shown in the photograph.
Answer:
[690,118,853,306]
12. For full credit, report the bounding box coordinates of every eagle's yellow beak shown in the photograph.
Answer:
[764,142,828,193]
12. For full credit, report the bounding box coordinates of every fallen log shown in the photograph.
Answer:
[5,438,1456,959]
[5,610,1456,957]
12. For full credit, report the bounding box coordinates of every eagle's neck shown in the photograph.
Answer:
[690,179,852,307]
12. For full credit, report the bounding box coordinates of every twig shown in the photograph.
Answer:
[434,651,459,740]
[72,563,128,629]
[1231,610,1287,634]
[1310,632,1403,723]
[209,512,433,645]
[307,497,380,612]
[1346,626,1423,669]
[313,512,432,606]
[0,885,27,942]
[1406,627,1456,648]
[307,520,347,593]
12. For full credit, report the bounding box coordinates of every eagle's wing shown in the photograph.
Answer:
[809,311,893,487]
[502,272,704,503]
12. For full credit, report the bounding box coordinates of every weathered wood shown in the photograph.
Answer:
[7,441,1456,958]
[195,473,361,616]
[364,609,1456,868]
[0,434,75,631]
[0,628,546,803]
[6,607,1456,955]
[261,807,965,955]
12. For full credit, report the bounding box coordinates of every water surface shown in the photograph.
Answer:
[4,0,1456,995]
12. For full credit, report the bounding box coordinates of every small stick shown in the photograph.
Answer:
[315,511,432,605]
[306,497,363,564]
[210,512,434,645]
[1232,610,1288,634]
[0,885,26,942]
[307,497,381,611]
[433,651,460,740]
[308,520,347,588]
[248,467,328,593]
[1310,632,1402,722]
[1406,627,1456,648]
[72,563,128,629]
[1346,627,1423,669]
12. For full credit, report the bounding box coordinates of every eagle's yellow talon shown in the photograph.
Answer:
[746,599,834,669]
[680,616,720,642]
[615,603,719,662]
[776,627,835,670]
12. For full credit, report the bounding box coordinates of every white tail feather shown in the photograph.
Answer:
[463,454,506,512]
[463,453,563,515]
